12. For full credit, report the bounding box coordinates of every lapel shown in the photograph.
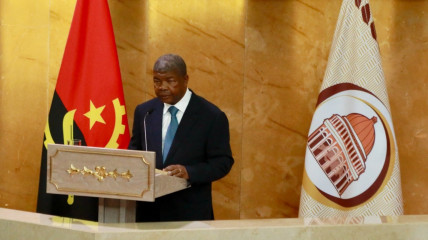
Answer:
[146,99,164,169]
[163,93,202,165]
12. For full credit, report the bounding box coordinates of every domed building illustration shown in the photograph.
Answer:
[307,113,377,196]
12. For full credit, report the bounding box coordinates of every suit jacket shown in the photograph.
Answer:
[128,91,234,221]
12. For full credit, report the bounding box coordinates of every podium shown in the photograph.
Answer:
[46,144,189,223]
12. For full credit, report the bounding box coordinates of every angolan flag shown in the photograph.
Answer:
[37,0,130,221]
[299,0,403,218]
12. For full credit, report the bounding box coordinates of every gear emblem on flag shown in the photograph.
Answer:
[43,97,127,149]
[105,98,127,149]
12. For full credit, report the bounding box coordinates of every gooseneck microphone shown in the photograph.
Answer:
[143,108,153,151]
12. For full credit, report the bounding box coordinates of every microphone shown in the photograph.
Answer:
[143,108,153,151]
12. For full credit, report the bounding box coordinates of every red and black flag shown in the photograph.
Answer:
[37,0,130,221]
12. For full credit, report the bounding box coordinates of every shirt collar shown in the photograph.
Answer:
[163,88,192,114]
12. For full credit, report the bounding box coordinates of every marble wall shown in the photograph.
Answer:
[0,0,427,219]
[0,0,49,211]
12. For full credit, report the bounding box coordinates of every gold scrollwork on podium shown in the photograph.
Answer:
[67,164,133,182]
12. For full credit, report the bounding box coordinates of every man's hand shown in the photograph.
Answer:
[163,164,189,180]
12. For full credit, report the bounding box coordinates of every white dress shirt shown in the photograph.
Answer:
[162,88,192,151]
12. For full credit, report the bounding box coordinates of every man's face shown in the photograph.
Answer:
[153,70,188,105]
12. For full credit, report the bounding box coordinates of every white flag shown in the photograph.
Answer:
[299,0,403,217]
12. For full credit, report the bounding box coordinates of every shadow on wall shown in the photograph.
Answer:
[241,0,305,219]
[388,1,428,215]
[108,0,148,130]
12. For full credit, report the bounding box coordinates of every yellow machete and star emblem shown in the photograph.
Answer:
[43,98,127,205]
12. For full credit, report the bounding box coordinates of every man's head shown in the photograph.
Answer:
[153,54,189,105]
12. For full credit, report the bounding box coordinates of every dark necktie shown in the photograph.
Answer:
[163,106,179,162]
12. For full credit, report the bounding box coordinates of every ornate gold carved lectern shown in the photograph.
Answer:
[46,144,189,223]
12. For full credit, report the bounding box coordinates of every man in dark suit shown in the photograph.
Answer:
[128,54,234,222]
